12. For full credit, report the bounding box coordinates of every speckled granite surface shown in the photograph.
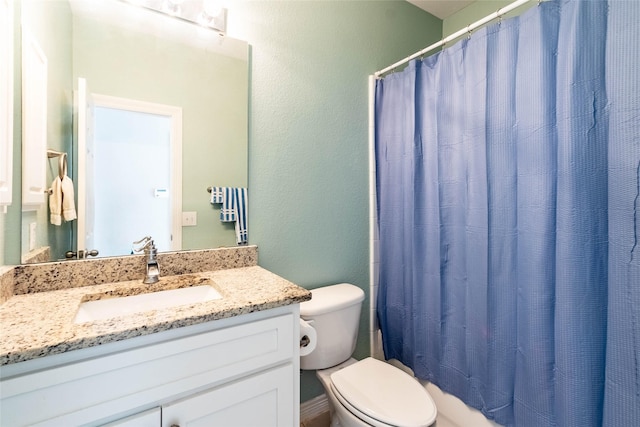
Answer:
[13,246,258,295]
[0,266,14,305]
[0,266,311,366]
[21,246,51,264]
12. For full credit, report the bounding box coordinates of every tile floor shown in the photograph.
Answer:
[300,410,458,427]
[300,410,331,427]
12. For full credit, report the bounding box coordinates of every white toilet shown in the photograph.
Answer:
[300,283,437,427]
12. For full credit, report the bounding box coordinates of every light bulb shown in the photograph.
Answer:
[162,0,182,16]
[202,0,222,18]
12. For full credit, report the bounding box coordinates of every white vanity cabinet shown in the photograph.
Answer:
[0,305,300,427]
[103,408,160,427]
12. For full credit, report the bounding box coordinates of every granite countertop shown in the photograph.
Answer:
[0,266,311,366]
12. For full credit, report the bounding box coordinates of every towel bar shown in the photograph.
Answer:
[46,149,68,180]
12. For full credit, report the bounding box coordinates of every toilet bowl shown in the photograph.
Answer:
[300,284,437,427]
[317,358,437,427]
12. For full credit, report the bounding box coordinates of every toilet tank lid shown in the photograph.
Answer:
[300,283,365,316]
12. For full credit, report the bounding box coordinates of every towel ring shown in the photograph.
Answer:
[46,149,68,180]
[58,153,67,180]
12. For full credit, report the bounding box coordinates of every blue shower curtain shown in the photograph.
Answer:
[375,1,639,426]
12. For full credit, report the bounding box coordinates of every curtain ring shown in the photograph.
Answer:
[497,9,503,25]
[467,25,472,39]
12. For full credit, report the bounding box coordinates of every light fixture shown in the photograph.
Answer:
[162,0,184,17]
[196,1,225,31]
[203,0,222,17]
[122,0,227,35]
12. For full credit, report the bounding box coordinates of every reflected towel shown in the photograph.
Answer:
[234,187,248,244]
[49,175,77,225]
[61,175,77,222]
[220,187,237,222]
[209,186,224,204]
[49,177,62,225]
[209,186,248,244]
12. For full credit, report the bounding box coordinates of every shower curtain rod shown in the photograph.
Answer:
[375,0,534,78]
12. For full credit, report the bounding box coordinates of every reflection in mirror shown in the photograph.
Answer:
[20,0,249,264]
[79,90,182,257]
[93,106,174,256]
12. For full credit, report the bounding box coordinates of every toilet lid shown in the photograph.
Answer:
[330,358,436,427]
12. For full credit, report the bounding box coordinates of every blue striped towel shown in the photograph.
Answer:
[233,188,248,244]
[210,186,248,244]
[220,187,237,222]
[210,186,225,204]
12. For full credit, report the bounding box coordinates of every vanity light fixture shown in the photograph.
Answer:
[123,0,227,35]
[162,0,184,17]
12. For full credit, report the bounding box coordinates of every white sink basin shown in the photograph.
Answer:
[74,285,222,323]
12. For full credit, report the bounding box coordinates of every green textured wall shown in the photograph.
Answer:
[228,0,442,402]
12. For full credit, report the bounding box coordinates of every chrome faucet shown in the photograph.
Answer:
[133,236,160,284]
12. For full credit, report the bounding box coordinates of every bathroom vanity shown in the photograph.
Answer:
[0,246,311,426]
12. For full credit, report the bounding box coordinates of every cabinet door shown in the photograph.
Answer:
[162,363,294,427]
[101,408,160,427]
[0,0,13,207]
[21,26,47,208]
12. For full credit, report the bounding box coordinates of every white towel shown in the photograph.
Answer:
[49,175,77,226]
[49,177,62,226]
[61,175,77,222]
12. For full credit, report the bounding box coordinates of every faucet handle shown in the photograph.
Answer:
[133,236,154,253]
[133,235,152,245]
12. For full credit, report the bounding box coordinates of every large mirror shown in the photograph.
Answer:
[19,0,249,263]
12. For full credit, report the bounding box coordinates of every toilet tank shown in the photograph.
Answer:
[300,283,365,370]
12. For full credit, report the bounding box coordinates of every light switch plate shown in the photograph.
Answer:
[182,211,197,226]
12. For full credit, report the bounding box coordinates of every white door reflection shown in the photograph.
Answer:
[93,107,173,256]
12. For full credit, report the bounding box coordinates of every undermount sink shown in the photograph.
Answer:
[74,285,222,323]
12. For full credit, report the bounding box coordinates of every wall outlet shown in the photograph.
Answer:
[182,211,197,226]
[29,222,37,251]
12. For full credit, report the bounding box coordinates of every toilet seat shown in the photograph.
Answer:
[330,358,436,427]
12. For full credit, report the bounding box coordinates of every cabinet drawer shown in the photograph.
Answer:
[101,408,160,427]
[1,312,295,426]
[163,363,295,427]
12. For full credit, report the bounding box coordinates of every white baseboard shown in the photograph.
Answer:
[300,394,330,423]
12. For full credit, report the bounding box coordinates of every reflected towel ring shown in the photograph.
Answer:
[46,149,69,180]
[58,153,67,179]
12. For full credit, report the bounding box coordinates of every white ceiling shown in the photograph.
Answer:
[407,0,476,19]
